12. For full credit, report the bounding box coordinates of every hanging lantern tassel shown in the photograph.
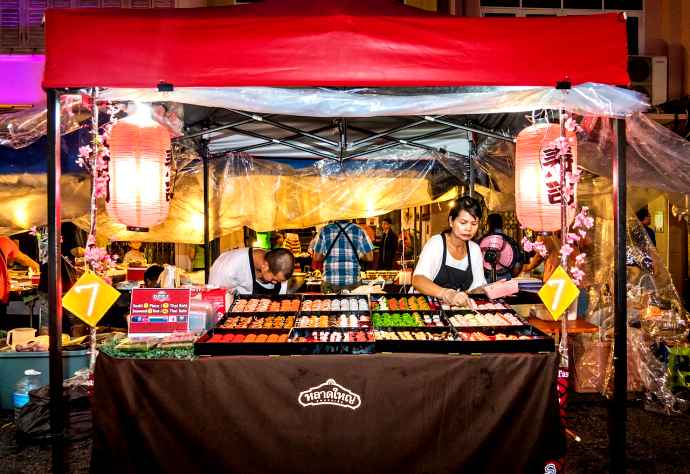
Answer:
[107,106,172,232]
[515,123,577,232]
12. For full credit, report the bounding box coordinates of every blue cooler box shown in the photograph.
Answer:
[0,350,90,410]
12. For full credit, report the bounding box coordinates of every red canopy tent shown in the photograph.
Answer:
[43,0,629,89]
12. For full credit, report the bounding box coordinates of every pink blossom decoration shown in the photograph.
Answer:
[575,253,587,265]
[570,266,585,285]
[573,207,594,230]
[560,243,574,259]
[566,232,580,244]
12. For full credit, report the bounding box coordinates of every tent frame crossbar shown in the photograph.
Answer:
[189,112,481,162]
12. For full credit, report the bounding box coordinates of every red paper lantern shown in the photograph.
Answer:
[515,123,577,232]
[107,110,171,231]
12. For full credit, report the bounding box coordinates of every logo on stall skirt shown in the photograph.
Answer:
[298,379,361,410]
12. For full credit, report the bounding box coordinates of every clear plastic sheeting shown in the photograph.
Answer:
[0,174,91,236]
[475,112,690,208]
[0,98,184,150]
[0,95,84,149]
[100,83,648,119]
[578,112,690,195]
[72,148,464,244]
[571,174,690,412]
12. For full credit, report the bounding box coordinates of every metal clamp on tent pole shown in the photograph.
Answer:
[339,118,348,163]
[556,80,572,90]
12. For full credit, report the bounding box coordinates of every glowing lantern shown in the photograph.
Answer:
[515,123,577,232]
[107,104,171,231]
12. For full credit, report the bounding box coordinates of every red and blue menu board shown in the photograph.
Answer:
[129,288,191,335]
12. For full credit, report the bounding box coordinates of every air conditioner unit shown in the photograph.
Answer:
[628,56,668,106]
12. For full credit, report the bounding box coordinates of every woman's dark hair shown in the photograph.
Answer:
[448,196,483,222]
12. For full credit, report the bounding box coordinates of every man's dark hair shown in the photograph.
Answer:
[382,218,392,225]
[144,265,164,286]
[265,248,295,278]
[449,196,483,222]
[636,207,650,221]
[487,213,503,232]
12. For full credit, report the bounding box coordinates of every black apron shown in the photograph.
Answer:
[432,233,474,292]
[247,248,281,295]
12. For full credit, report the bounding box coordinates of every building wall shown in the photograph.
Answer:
[667,201,688,297]
[645,0,690,99]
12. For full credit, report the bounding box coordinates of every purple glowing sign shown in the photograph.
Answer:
[0,54,45,106]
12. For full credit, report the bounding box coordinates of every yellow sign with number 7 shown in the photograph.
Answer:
[62,271,121,327]
[538,265,580,321]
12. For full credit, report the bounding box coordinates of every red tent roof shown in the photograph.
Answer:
[43,0,629,89]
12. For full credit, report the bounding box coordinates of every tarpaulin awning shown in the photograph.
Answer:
[43,0,630,89]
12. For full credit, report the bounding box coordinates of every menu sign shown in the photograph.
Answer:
[129,288,191,335]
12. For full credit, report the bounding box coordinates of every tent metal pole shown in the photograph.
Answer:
[339,118,348,162]
[229,109,339,147]
[230,125,335,154]
[202,140,211,284]
[468,133,477,197]
[222,125,339,161]
[173,118,255,142]
[350,117,441,147]
[609,117,627,473]
[346,126,464,159]
[47,88,65,474]
[420,116,516,143]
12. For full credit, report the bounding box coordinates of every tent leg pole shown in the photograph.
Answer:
[203,141,210,283]
[468,133,477,197]
[47,88,64,474]
[608,117,627,473]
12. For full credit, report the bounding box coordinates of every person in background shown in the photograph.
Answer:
[312,220,374,292]
[123,241,146,266]
[636,207,656,246]
[175,244,194,272]
[192,244,205,271]
[307,229,323,272]
[1,236,40,312]
[144,265,165,288]
[270,232,285,250]
[481,213,523,281]
[358,219,377,246]
[412,196,487,307]
[209,247,294,294]
[377,218,398,270]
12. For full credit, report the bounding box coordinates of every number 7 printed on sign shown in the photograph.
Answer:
[538,265,580,321]
[62,271,121,327]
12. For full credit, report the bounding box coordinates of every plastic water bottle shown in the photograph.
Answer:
[13,369,42,420]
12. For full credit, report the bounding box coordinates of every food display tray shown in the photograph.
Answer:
[218,313,297,330]
[451,326,555,354]
[194,327,376,356]
[445,310,527,328]
[300,294,370,313]
[194,328,294,356]
[374,327,457,353]
[287,328,375,355]
[229,294,302,314]
[294,313,372,329]
[371,310,448,328]
[370,293,442,312]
